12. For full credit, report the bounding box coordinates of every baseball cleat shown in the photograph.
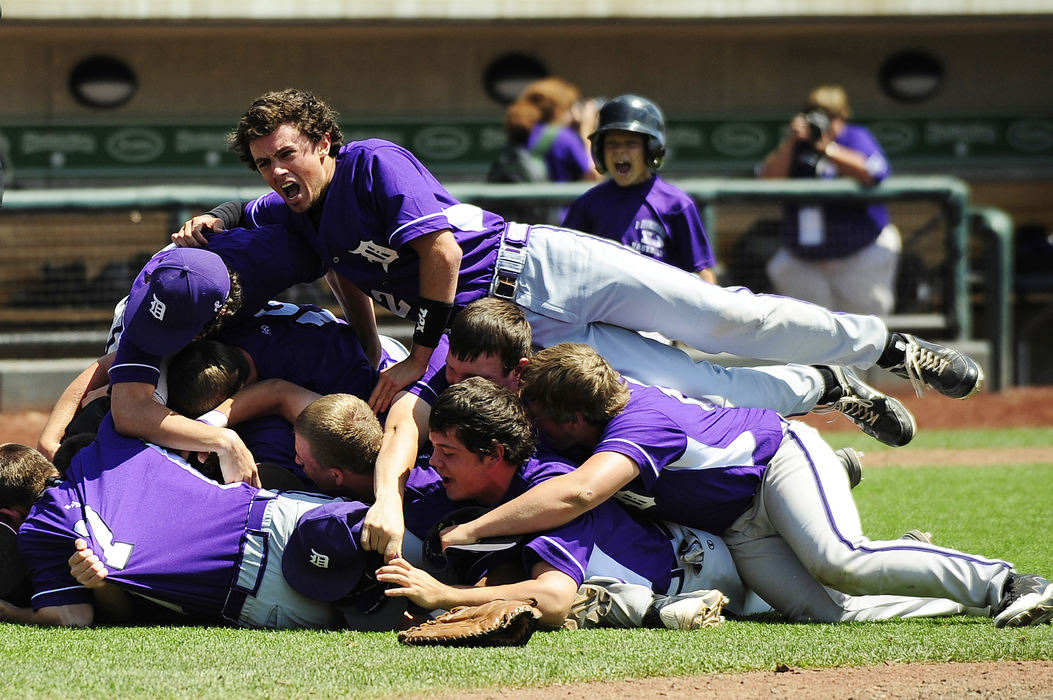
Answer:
[817,366,917,447]
[648,589,729,631]
[993,572,1053,628]
[884,333,984,399]
[900,529,934,544]
[564,583,613,630]
[833,447,863,489]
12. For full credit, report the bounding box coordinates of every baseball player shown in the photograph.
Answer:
[441,343,1053,627]
[377,377,753,629]
[163,300,413,484]
[0,428,414,630]
[175,88,982,418]
[363,297,902,563]
[562,94,717,282]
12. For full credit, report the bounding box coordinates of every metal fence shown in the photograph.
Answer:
[0,176,1013,387]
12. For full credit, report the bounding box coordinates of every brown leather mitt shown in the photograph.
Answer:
[397,599,542,647]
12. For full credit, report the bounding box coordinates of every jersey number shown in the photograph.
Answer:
[74,507,134,570]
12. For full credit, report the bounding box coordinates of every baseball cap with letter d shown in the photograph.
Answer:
[122,248,231,356]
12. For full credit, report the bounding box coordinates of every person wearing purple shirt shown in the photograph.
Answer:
[375,377,746,630]
[562,94,717,282]
[0,423,388,629]
[175,88,980,424]
[442,343,1053,627]
[759,84,901,315]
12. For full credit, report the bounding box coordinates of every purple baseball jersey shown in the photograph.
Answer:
[109,226,328,388]
[242,140,505,320]
[217,301,380,399]
[591,381,787,533]
[18,414,261,617]
[783,123,892,260]
[562,176,715,273]
[405,454,678,590]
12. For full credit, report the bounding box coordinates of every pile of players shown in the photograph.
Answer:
[2,89,1049,633]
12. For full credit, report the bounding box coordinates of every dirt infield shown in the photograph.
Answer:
[1,388,1050,698]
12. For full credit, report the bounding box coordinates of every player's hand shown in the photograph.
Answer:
[439,523,478,550]
[69,539,109,589]
[215,430,261,487]
[368,351,430,414]
[376,557,451,611]
[171,215,224,248]
[360,495,406,563]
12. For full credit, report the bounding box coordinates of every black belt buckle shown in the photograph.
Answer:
[493,275,517,300]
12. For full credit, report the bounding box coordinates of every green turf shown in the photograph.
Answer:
[2,430,1051,699]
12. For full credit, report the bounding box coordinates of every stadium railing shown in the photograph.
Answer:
[0,176,1012,389]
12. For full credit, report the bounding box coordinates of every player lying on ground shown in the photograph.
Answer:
[376,377,744,629]
[175,87,983,416]
[440,343,1053,627]
[361,297,902,563]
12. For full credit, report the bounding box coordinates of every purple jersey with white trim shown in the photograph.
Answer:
[783,123,891,260]
[109,226,327,388]
[562,176,715,273]
[18,414,259,617]
[593,382,786,533]
[242,140,504,319]
[404,454,677,590]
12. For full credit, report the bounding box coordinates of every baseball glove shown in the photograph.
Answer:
[397,598,542,647]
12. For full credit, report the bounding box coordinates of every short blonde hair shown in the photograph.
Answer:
[519,343,629,425]
[294,394,382,475]
[805,84,852,121]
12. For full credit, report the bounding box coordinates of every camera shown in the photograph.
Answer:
[801,109,831,144]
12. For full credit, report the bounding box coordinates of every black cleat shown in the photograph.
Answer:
[884,333,984,399]
[993,572,1053,628]
[817,366,917,447]
[833,447,863,489]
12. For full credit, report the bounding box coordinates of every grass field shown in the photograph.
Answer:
[1,428,1051,699]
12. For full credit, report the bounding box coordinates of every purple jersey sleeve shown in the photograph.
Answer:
[243,140,504,320]
[18,415,258,616]
[594,383,785,533]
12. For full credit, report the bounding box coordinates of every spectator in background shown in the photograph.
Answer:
[758,84,900,315]
[562,94,717,283]
[513,77,600,184]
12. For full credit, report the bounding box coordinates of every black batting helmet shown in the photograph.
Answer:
[589,94,667,173]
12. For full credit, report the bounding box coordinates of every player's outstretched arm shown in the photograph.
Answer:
[37,353,114,460]
[0,599,93,627]
[361,391,431,561]
[325,270,383,368]
[369,230,461,413]
[378,558,577,628]
[110,382,260,487]
[441,451,639,548]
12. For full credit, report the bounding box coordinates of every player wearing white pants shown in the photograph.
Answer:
[498,224,884,416]
[723,421,1005,622]
[444,344,1052,628]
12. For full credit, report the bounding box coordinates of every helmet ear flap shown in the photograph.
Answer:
[590,132,607,174]
[647,136,666,171]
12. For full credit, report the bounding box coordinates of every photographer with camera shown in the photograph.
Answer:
[758,84,900,316]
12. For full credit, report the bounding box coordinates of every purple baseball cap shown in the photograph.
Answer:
[122,248,230,357]
[282,501,408,631]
